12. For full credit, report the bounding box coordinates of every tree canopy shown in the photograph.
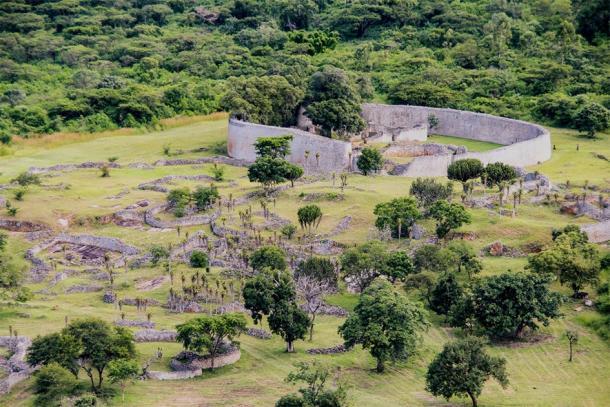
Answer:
[339,280,429,373]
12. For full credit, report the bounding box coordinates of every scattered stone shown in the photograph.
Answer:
[184,302,202,313]
[114,319,155,329]
[306,344,347,355]
[134,329,177,343]
[246,327,272,340]
[65,284,103,293]
[103,291,117,304]
[584,299,594,307]
[135,276,169,291]
[410,223,426,240]
[214,302,247,314]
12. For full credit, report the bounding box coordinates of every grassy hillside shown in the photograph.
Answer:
[0,116,608,406]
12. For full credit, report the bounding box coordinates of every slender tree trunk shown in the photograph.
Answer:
[376,358,385,373]
[97,367,104,389]
[87,370,96,392]
[569,342,573,362]
[309,313,316,341]
[286,341,294,353]
[468,391,478,407]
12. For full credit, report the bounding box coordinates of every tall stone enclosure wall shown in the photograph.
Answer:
[227,119,352,173]
[362,104,552,176]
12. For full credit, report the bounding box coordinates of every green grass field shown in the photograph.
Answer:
[0,117,609,406]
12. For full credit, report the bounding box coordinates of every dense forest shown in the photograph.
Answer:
[0,0,609,142]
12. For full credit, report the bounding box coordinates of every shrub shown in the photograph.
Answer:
[13,188,26,201]
[193,185,219,211]
[297,204,322,234]
[447,159,483,193]
[280,224,297,239]
[409,178,453,209]
[12,171,40,186]
[573,102,610,138]
[250,246,286,271]
[150,245,169,266]
[100,165,110,177]
[211,164,225,181]
[357,147,383,176]
[190,251,209,268]
[167,188,191,208]
[484,162,517,189]
[34,363,80,406]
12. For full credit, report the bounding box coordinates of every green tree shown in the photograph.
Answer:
[108,359,139,402]
[297,204,322,234]
[254,135,293,159]
[452,273,563,339]
[447,241,482,279]
[483,162,517,190]
[305,66,365,138]
[192,185,219,211]
[339,280,429,373]
[248,157,302,194]
[64,318,136,392]
[189,251,209,268]
[527,231,601,296]
[573,103,610,139]
[295,257,337,290]
[27,333,81,378]
[384,251,414,283]
[340,241,388,292]
[284,163,304,187]
[426,337,508,407]
[176,313,247,368]
[430,273,463,316]
[0,234,31,303]
[413,244,457,274]
[447,159,483,193]
[356,147,383,176]
[34,363,80,406]
[250,245,287,271]
[373,197,420,239]
[268,300,310,353]
[409,178,453,209]
[221,76,304,127]
[428,200,471,239]
[277,361,347,407]
[242,269,295,324]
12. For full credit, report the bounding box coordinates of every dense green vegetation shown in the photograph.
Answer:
[1,0,610,143]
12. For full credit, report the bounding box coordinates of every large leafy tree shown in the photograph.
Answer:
[295,256,337,290]
[373,197,420,239]
[176,313,247,368]
[250,245,287,271]
[452,273,563,339]
[340,241,388,292]
[428,200,471,239]
[384,251,414,283]
[447,159,483,193]
[339,280,429,373]
[221,75,304,127]
[28,318,136,392]
[305,66,365,138]
[430,273,463,316]
[447,241,483,279]
[573,102,610,139]
[426,337,508,407]
[254,135,293,159]
[409,178,454,209]
[527,230,601,296]
[268,300,310,352]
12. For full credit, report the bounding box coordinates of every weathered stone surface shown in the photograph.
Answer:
[0,336,36,395]
[114,319,155,329]
[306,344,347,355]
[66,284,103,293]
[135,329,177,342]
[103,291,117,304]
[246,327,272,340]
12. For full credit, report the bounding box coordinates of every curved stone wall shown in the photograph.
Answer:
[227,105,551,177]
[227,119,352,173]
[362,103,552,177]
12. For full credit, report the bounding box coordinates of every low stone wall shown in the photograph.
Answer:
[134,329,177,343]
[53,234,140,256]
[227,119,352,173]
[144,206,219,229]
[170,346,241,371]
[362,104,552,176]
[0,336,35,395]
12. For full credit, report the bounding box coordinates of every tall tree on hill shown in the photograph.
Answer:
[339,280,429,373]
[426,337,508,407]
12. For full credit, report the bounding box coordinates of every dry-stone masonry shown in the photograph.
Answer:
[227,104,551,177]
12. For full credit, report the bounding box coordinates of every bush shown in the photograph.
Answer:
[12,171,40,186]
[211,164,225,181]
[190,251,209,268]
[280,224,297,239]
[150,245,169,266]
[573,103,610,138]
[74,394,97,406]
[34,363,80,406]
[357,147,383,176]
[409,178,453,209]
[167,188,191,208]
[192,185,219,211]
[250,246,286,271]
